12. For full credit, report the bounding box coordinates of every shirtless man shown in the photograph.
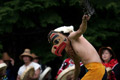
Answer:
[48,15,107,80]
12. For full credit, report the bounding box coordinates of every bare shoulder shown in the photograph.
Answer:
[68,31,83,40]
[68,31,76,39]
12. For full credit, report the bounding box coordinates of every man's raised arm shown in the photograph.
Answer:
[69,15,90,40]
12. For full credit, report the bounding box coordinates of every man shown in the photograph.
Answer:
[2,52,15,80]
[31,53,42,73]
[0,59,4,64]
[48,15,107,80]
[31,53,40,63]
[17,49,40,80]
[31,53,52,80]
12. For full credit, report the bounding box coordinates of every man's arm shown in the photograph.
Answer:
[69,15,90,40]
[73,59,81,80]
[69,52,81,80]
[16,75,20,80]
[30,68,40,80]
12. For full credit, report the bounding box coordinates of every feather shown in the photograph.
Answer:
[54,25,74,33]
[82,0,95,16]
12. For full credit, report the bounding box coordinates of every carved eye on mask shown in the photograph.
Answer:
[53,39,60,45]
[64,38,67,41]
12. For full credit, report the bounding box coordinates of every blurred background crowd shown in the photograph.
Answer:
[0,46,120,80]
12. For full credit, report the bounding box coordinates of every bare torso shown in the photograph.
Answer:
[69,35,101,65]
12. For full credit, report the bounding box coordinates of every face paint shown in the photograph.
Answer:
[48,31,68,56]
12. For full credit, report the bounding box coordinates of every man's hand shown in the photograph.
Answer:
[27,68,40,80]
[16,75,20,80]
[68,14,90,40]
[26,76,33,80]
[106,67,112,73]
[0,60,4,64]
[10,58,15,66]
[66,74,73,80]
[0,70,6,78]
[82,15,90,21]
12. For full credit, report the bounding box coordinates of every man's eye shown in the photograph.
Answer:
[54,39,60,45]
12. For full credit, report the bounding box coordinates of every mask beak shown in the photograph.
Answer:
[54,42,66,56]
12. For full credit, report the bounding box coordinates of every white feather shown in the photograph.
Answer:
[54,25,74,33]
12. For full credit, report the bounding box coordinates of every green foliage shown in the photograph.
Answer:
[0,43,3,59]
[0,0,62,32]
[0,0,120,63]
[0,44,3,49]
[39,11,63,27]
[83,0,120,47]
[0,53,2,59]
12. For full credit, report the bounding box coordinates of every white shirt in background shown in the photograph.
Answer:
[18,62,40,76]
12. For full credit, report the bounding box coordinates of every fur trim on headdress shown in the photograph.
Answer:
[54,25,74,33]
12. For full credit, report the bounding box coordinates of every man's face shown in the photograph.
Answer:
[48,31,68,56]
[0,60,4,64]
[23,56,31,63]
[33,59,39,63]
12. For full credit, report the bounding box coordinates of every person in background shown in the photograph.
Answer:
[2,52,15,80]
[17,49,40,80]
[99,46,119,80]
[31,53,52,80]
[31,53,42,73]
[0,59,4,64]
[0,58,8,80]
[31,53,40,63]
[56,58,87,80]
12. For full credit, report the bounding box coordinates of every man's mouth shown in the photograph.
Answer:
[55,42,66,56]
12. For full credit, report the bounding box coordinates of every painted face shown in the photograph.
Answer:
[102,50,112,62]
[48,31,68,56]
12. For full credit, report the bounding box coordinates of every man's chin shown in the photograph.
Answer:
[53,49,66,56]
[61,49,66,56]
